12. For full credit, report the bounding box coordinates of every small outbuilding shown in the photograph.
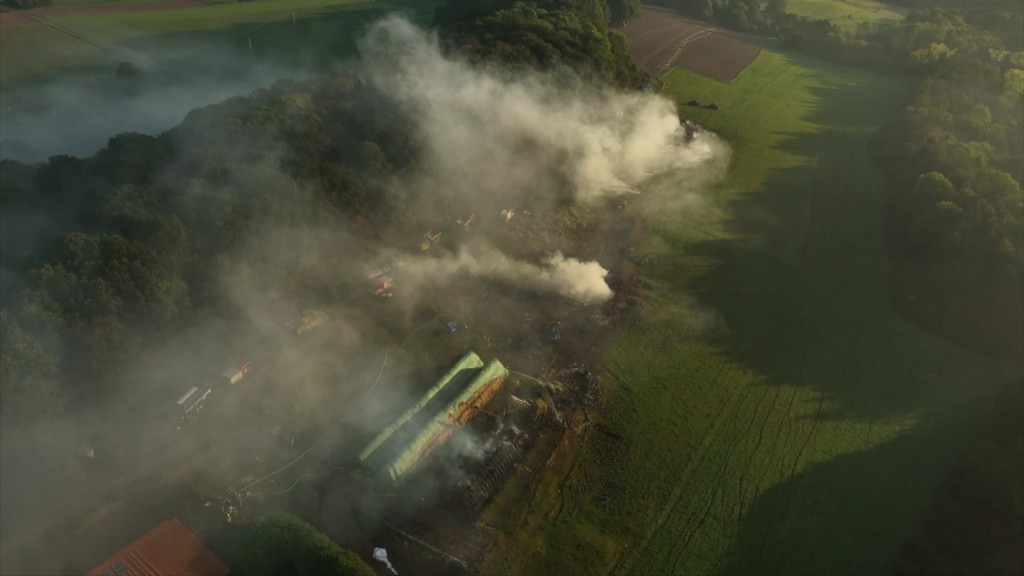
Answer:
[222,362,252,385]
[176,383,212,415]
[87,518,229,576]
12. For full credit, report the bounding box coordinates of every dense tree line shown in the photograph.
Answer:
[0,0,651,555]
[649,1,1023,360]
[0,0,644,422]
[659,1,1022,74]
[435,0,645,87]
[654,3,1021,569]
[0,74,414,427]
[869,8,1024,362]
[220,514,375,576]
[0,0,647,453]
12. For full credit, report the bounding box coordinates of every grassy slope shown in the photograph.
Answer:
[50,0,177,5]
[787,0,905,30]
[481,50,1017,576]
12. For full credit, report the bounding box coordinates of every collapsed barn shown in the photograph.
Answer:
[354,351,603,568]
[358,351,510,484]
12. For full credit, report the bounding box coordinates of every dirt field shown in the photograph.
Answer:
[0,1,204,28]
[619,6,764,82]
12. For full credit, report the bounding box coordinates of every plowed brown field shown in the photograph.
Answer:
[619,7,764,82]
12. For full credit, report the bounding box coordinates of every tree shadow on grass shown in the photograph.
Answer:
[719,415,982,576]
[639,69,1018,573]
[674,76,1013,425]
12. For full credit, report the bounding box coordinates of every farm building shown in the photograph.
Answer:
[287,310,328,335]
[222,362,252,385]
[86,518,229,576]
[359,351,509,484]
[176,383,212,416]
[368,267,394,297]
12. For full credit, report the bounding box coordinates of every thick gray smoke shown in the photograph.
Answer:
[392,245,613,304]
[359,16,724,203]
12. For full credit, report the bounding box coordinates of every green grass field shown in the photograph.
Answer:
[0,0,425,92]
[481,50,1018,575]
[787,0,906,30]
[49,0,179,6]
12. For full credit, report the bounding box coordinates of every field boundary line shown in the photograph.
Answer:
[665,377,773,571]
[656,27,715,78]
[5,6,111,51]
[614,359,751,575]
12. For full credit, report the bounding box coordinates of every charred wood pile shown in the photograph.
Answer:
[443,368,603,513]
[555,365,602,410]
[446,427,532,513]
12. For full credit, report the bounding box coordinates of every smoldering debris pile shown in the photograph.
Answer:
[367,366,605,572]
[446,425,532,513]
[555,365,602,411]
[440,367,602,513]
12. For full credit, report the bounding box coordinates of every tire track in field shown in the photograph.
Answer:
[720,268,824,550]
[741,149,866,564]
[640,26,714,78]
[615,358,754,575]
[632,256,818,574]
[637,29,678,77]
[753,314,871,565]
[655,27,715,78]
[713,247,828,571]
[752,362,828,563]
[744,334,824,566]
[638,25,692,75]
[719,224,837,569]
[734,382,784,527]
[725,255,826,539]
[665,377,777,572]
[750,309,832,558]
[621,160,856,573]
[639,365,769,572]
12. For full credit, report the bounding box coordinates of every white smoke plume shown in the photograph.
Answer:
[358,16,723,203]
[393,245,613,304]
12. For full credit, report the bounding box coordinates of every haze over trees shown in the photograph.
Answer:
[0,1,649,556]
[0,0,650,430]
[0,0,1019,573]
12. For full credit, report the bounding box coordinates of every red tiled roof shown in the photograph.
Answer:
[86,519,230,576]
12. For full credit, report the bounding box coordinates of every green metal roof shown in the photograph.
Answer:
[358,351,484,467]
[380,358,509,483]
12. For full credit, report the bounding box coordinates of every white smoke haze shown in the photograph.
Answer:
[392,244,613,304]
[359,16,725,204]
[0,14,737,575]
[0,55,305,162]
